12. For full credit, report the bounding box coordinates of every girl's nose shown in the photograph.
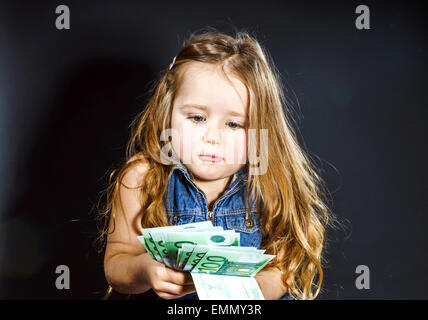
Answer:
[202,126,221,145]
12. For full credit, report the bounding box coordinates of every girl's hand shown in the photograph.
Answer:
[142,255,196,299]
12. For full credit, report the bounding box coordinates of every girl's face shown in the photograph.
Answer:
[170,61,248,182]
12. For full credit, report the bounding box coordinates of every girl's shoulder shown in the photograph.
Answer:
[122,153,150,188]
[126,153,149,166]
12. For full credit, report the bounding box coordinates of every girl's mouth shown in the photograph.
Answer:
[199,154,224,162]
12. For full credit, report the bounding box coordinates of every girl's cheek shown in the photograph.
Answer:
[184,128,204,162]
[170,121,190,160]
[237,132,248,164]
[189,131,204,152]
[223,131,247,164]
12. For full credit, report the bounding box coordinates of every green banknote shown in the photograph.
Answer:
[182,244,210,271]
[136,233,157,259]
[136,221,277,300]
[163,230,240,269]
[177,243,197,269]
[191,273,265,300]
[191,246,275,277]
[173,227,224,268]
[158,226,224,268]
[181,244,263,271]
[137,220,214,264]
[137,231,165,262]
[148,230,169,265]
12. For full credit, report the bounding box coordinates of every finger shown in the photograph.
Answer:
[156,285,196,300]
[155,290,193,300]
[155,282,196,297]
[179,272,194,285]
[156,292,182,300]
[165,267,194,285]
[167,283,195,295]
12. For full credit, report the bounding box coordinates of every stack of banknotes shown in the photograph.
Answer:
[137,220,275,300]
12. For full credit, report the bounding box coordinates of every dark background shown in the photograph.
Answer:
[0,0,426,299]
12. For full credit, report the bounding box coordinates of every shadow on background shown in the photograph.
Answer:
[0,56,160,299]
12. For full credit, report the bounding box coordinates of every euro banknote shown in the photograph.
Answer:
[136,221,276,300]
[190,246,275,277]
[137,220,214,263]
[191,273,265,300]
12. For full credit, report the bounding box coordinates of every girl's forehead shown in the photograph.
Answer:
[174,62,248,113]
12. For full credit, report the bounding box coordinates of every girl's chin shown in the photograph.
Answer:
[189,163,222,177]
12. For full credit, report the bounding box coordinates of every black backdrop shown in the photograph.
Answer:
[0,0,426,299]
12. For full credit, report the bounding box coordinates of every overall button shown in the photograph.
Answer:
[225,210,261,247]
[225,210,259,233]
[245,218,254,228]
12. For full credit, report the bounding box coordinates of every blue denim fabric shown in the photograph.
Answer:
[159,156,290,301]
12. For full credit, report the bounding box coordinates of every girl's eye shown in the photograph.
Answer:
[187,115,243,130]
[188,115,205,123]
[227,121,243,129]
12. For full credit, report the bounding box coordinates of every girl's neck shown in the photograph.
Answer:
[190,174,234,211]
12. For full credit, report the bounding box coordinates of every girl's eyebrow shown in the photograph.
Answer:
[179,104,246,118]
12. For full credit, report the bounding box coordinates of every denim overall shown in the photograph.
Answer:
[156,156,292,300]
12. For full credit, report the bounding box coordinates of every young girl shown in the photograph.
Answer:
[96,29,334,300]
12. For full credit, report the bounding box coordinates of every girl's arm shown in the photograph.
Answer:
[104,159,195,298]
[254,246,291,300]
[103,161,152,294]
[104,249,153,294]
[254,266,288,300]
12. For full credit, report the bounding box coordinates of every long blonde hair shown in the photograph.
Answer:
[95,28,337,300]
